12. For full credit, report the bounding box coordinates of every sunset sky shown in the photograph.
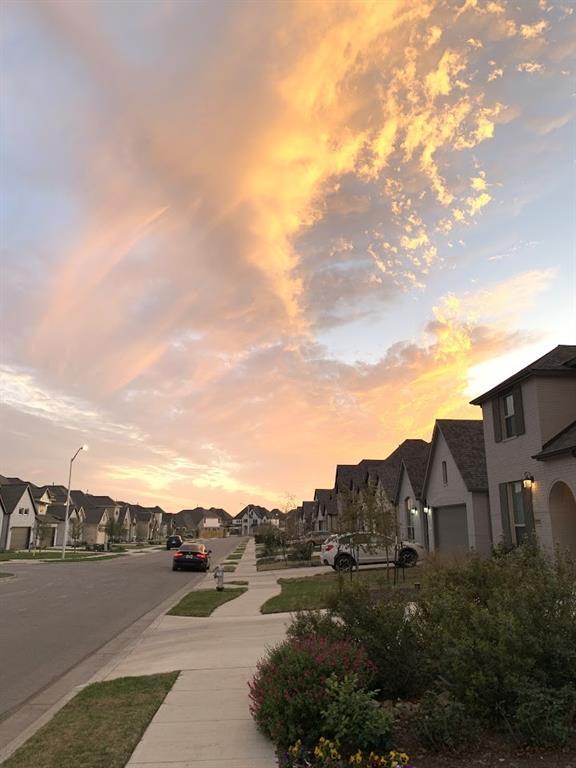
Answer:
[1,0,574,514]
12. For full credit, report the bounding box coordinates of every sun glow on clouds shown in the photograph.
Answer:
[1,0,572,509]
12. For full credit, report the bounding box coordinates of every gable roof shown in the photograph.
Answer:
[470,345,576,405]
[424,419,488,493]
[533,420,576,461]
[0,483,31,515]
[235,504,269,520]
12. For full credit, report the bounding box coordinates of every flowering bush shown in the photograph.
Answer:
[249,636,376,747]
[284,738,414,768]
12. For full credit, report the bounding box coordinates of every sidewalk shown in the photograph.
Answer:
[100,539,294,768]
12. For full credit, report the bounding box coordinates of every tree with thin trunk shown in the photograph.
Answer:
[70,518,84,552]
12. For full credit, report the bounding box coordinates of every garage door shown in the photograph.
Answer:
[433,505,468,553]
[10,527,31,550]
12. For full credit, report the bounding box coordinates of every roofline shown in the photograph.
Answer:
[470,346,575,405]
[532,446,576,461]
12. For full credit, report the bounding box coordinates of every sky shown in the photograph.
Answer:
[1,0,574,514]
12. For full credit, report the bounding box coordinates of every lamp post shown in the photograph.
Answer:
[61,445,88,560]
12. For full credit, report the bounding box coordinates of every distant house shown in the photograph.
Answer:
[394,443,431,548]
[422,420,492,556]
[174,507,229,538]
[235,505,269,535]
[471,345,576,555]
[313,489,334,532]
[0,483,37,550]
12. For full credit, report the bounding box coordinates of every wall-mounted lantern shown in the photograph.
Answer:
[522,472,535,490]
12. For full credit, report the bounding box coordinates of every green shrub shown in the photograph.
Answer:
[328,585,424,700]
[286,611,347,644]
[512,683,576,746]
[249,636,376,747]
[288,541,314,561]
[417,545,576,725]
[321,674,394,752]
[416,691,480,751]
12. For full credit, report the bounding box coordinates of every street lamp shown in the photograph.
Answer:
[61,444,88,559]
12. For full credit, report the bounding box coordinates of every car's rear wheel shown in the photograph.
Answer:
[172,565,179,571]
[397,548,418,568]
[334,554,355,572]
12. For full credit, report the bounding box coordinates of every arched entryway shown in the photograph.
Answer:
[549,481,576,557]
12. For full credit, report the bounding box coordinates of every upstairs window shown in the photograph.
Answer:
[404,497,415,542]
[441,461,448,485]
[493,385,525,442]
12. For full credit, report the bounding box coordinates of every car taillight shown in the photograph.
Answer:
[197,552,207,558]
[325,544,334,551]
[174,552,183,557]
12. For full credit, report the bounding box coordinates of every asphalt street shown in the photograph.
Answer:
[0,538,238,723]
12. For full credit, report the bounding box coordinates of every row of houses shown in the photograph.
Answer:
[294,345,576,558]
[0,481,286,551]
[0,479,171,551]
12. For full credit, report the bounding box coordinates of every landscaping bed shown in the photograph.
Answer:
[2,672,177,768]
[167,587,247,616]
[250,545,576,767]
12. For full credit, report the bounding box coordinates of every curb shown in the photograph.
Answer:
[0,543,243,764]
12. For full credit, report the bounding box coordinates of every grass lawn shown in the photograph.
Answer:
[167,587,247,616]
[2,672,177,768]
[257,558,322,572]
[260,567,422,613]
[47,554,126,563]
[0,551,100,561]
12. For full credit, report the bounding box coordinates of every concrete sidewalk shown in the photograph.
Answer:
[101,538,292,768]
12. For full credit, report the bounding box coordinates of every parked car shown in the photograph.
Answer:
[304,531,332,547]
[321,533,426,571]
[166,535,183,550]
[172,542,212,571]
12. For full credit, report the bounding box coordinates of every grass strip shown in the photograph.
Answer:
[46,554,126,563]
[0,551,101,561]
[167,587,247,616]
[226,579,249,585]
[260,567,420,613]
[0,571,13,579]
[2,672,178,768]
[223,564,237,572]
[225,554,243,561]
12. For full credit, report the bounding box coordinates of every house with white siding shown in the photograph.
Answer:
[0,483,37,550]
[422,420,492,556]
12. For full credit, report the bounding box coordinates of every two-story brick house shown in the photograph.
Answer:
[470,345,576,555]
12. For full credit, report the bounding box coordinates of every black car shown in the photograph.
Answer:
[166,535,183,550]
[172,542,212,571]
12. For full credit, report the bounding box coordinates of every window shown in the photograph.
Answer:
[509,482,526,544]
[493,386,525,442]
[503,393,516,439]
[404,497,415,542]
[18,507,28,515]
[441,461,448,485]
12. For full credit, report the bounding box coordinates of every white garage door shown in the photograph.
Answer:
[433,505,468,553]
[10,527,31,550]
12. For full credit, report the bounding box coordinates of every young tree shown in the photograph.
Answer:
[105,517,125,548]
[34,517,52,553]
[69,519,84,552]
[337,479,398,580]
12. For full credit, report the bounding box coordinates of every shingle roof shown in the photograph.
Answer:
[235,504,269,520]
[0,483,30,515]
[435,419,488,492]
[470,345,576,405]
[301,501,317,522]
[533,420,576,461]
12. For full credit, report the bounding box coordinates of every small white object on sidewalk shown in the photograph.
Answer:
[213,564,225,591]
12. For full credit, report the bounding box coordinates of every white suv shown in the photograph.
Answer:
[321,533,426,571]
